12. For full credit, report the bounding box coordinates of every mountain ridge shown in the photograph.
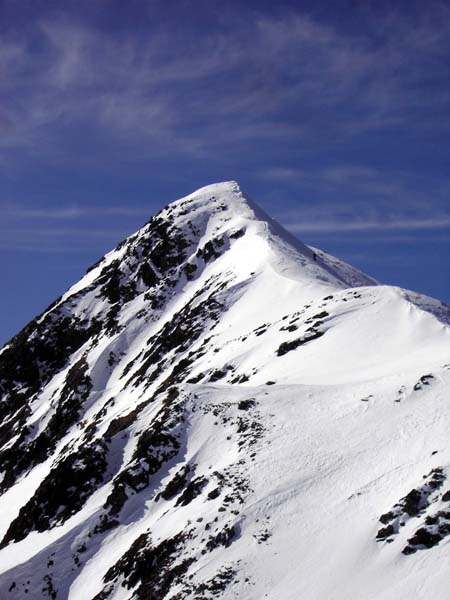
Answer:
[0,182,449,599]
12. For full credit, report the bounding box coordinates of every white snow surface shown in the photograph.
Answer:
[0,181,449,600]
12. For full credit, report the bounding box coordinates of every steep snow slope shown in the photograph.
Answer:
[0,181,449,600]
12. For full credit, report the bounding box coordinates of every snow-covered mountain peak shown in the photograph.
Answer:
[0,183,450,599]
[152,180,256,237]
[50,181,376,325]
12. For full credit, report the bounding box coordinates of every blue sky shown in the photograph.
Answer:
[1,0,449,345]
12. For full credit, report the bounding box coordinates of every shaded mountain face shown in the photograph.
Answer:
[0,181,449,600]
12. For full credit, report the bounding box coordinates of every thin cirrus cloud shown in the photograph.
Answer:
[0,5,449,163]
[260,163,450,237]
[260,165,445,199]
[2,206,152,219]
[0,222,138,252]
[0,203,152,250]
[285,216,450,234]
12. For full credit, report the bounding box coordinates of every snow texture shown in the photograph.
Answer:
[0,181,449,599]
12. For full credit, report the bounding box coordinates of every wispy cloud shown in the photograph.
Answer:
[0,201,151,251]
[0,204,152,219]
[260,165,414,198]
[0,4,449,163]
[0,224,133,253]
[286,216,450,234]
[3,207,85,219]
[260,162,450,238]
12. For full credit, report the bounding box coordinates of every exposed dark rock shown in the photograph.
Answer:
[312,311,329,319]
[0,313,99,404]
[159,465,191,502]
[105,388,184,516]
[138,262,158,288]
[210,369,227,382]
[238,398,256,410]
[183,262,198,280]
[97,531,194,600]
[231,374,249,384]
[208,488,222,500]
[376,524,395,541]
[441,490,450,502]
[186,372,204,384]
[414,374,434,391]
[194,566,236,596]
[175,476,208,507]
[276,330,324,356]
[230,228,245,239]
[403,528,442,553]
[205,525,236,552]
[197,236,226,263]
[104,404,145,440]
[1,440,108,547]
[0,356,93,493]
[376,468,446,546]
[129,284,225,390]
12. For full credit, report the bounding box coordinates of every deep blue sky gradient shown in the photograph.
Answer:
[1,0,449,345]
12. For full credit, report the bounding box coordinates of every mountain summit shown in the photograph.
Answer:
[1,182,449,599]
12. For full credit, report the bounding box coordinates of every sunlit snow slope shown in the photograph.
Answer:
[0,181,449,600]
